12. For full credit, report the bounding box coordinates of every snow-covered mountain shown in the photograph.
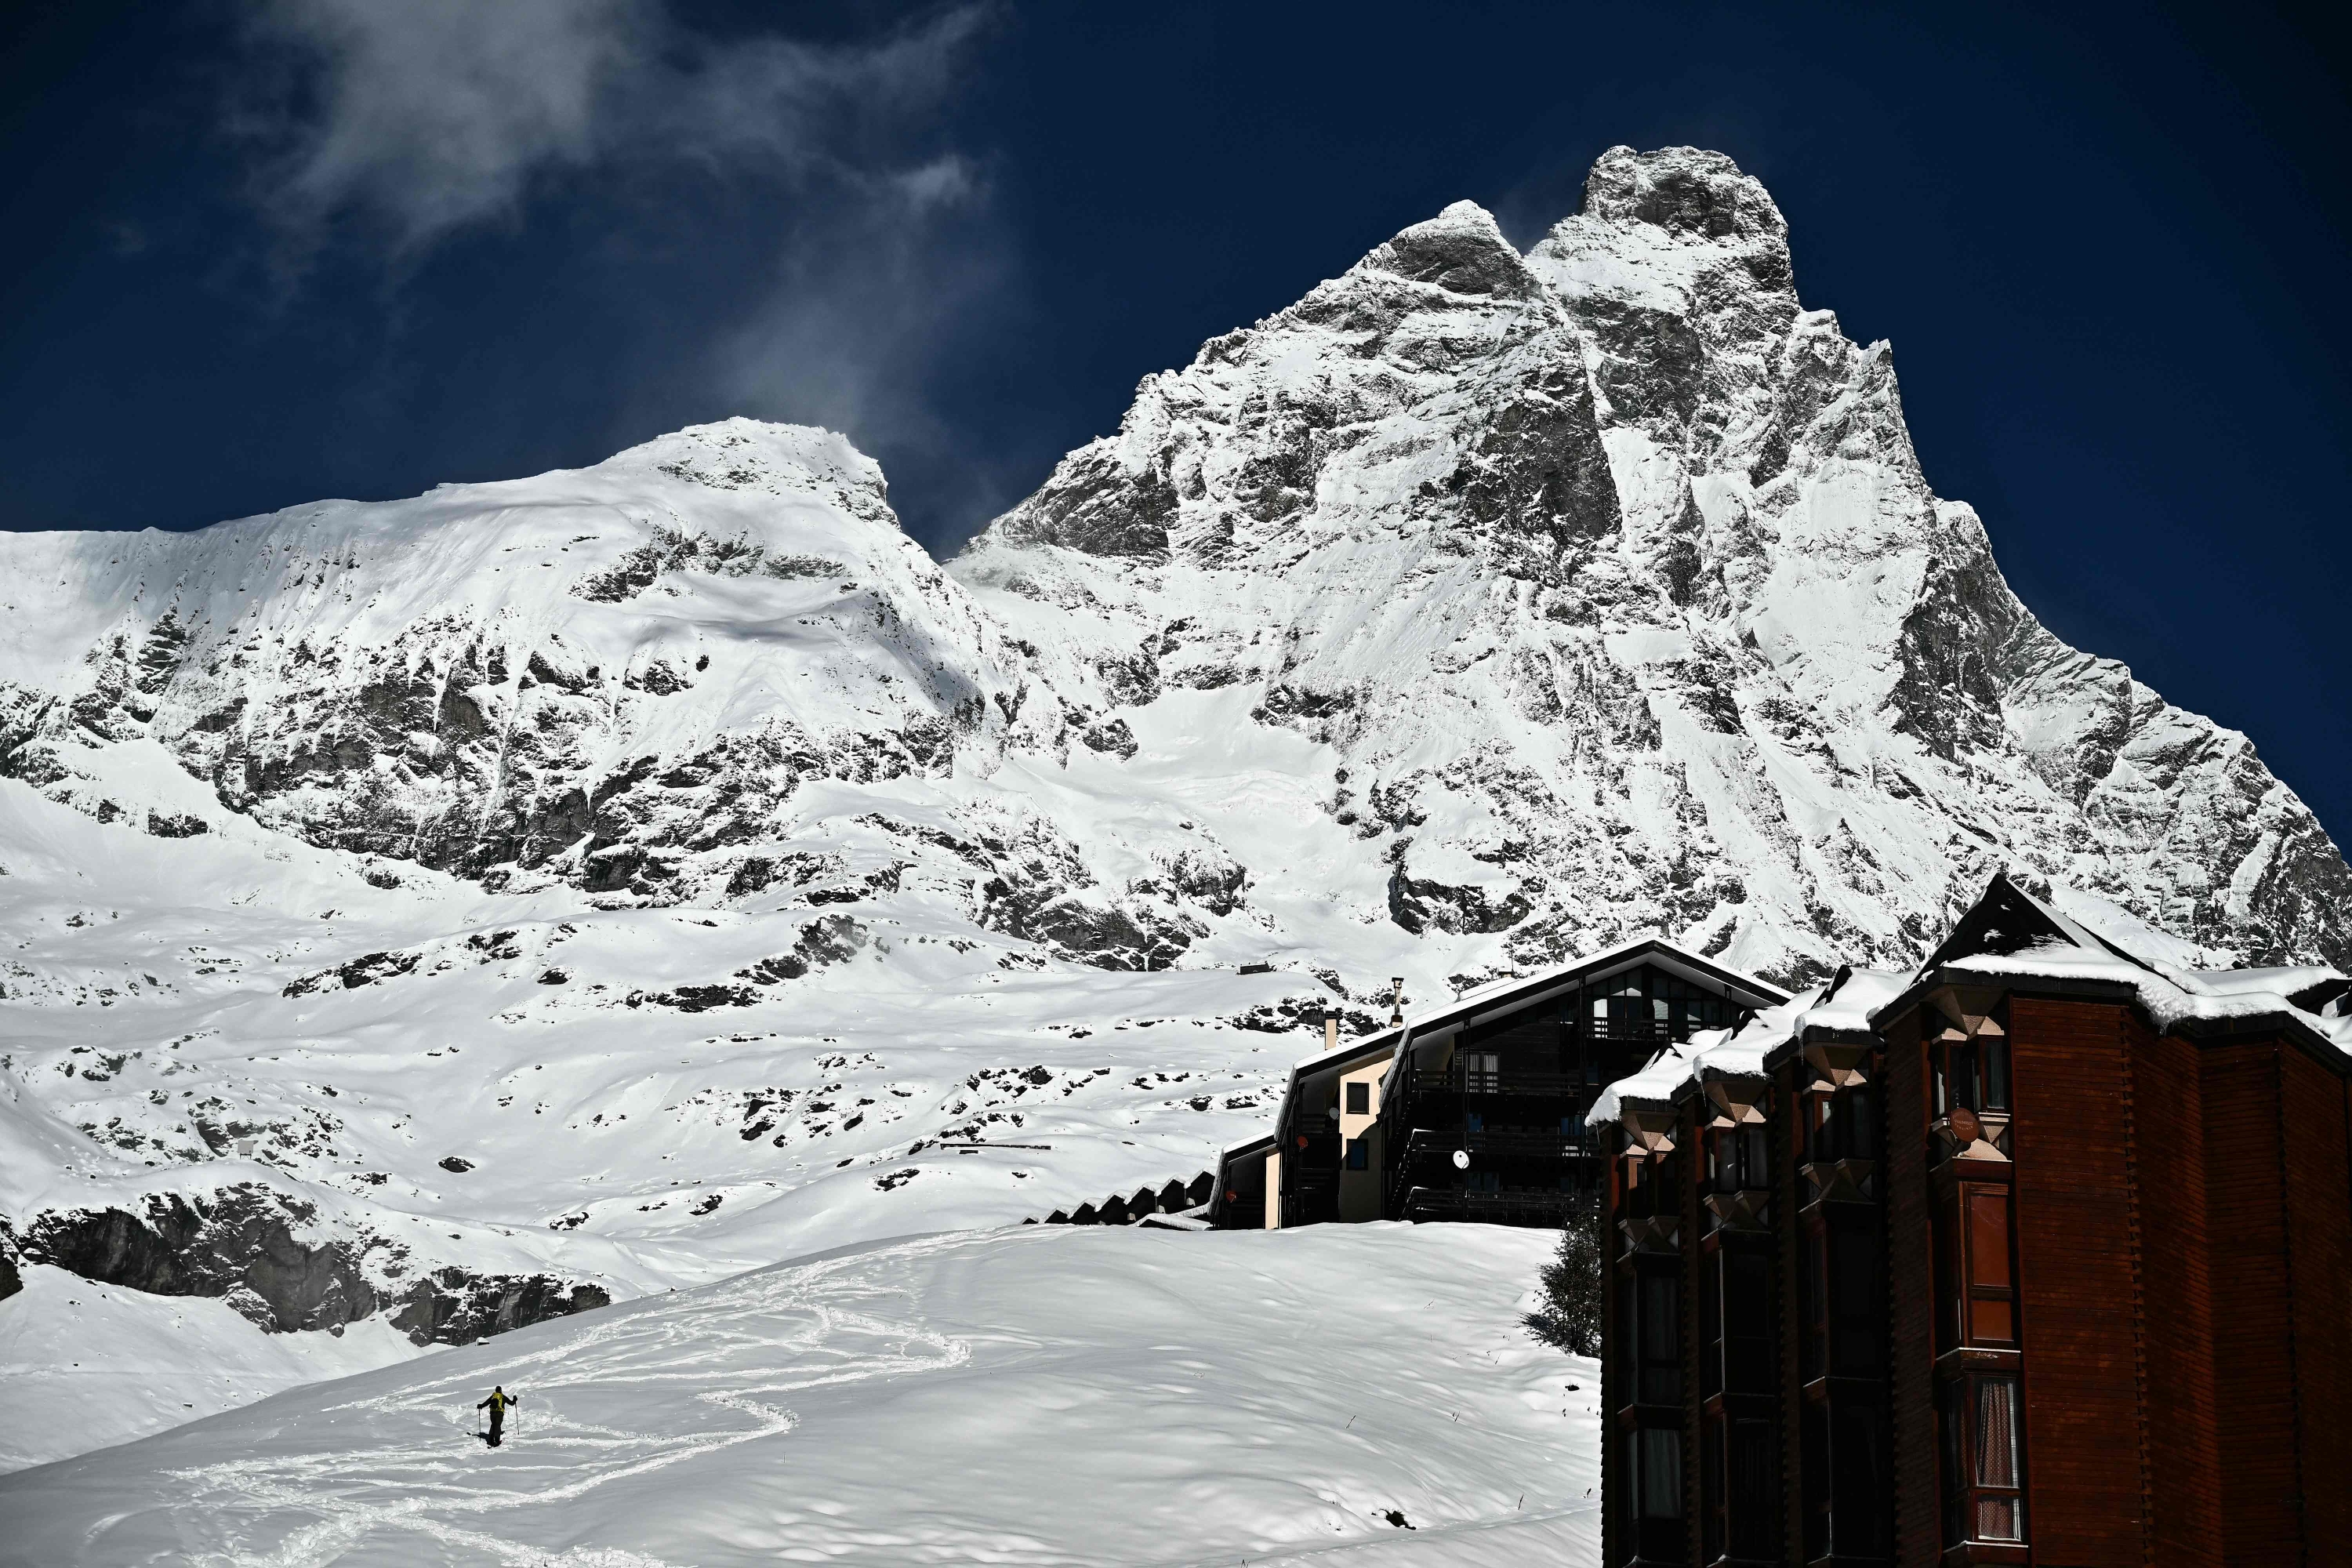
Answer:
[962,146,2348,981]
[2,145,2345,1467]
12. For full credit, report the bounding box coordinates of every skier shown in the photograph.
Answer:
[476,1385,521,1446]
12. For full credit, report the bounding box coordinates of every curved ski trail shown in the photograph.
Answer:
[158,1241,971,1567]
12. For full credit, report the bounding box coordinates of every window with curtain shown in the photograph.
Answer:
[1640,1426,1683,1520]
[1974,1377,2024,1541]
[1939,1375,2027,1547]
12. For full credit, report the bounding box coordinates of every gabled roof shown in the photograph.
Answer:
[1258,935,1789,1145]
[1886,869,2352,1071]
[1589,869,2352,1129]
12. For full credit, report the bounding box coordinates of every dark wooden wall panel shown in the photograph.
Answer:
[2282,1045,2350,1566]
[1880,1008,1939,1566]
[1602,1134,1622,1568]
[2199,1042,2303,1566]
[2127,1019,2222,1566]
[2011,998,2146,1565]
[1777,1063,1806,1568]
[1681,1095,1703,1567]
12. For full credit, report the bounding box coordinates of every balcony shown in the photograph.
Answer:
[1404,1187,1578,1225]
[1406,1127,1594,1162]
[1444,1070,1586,1098]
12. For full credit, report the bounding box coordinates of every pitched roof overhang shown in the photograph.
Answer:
[1864,871,2352,1079]
[1262,936,1789,1152]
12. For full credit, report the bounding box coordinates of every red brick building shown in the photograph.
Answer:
[1596,873,2352,1566]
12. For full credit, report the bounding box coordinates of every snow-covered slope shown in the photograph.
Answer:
[0,1225,1591,1567]
[0,1262,414,1472]
[2,144,2346,1468]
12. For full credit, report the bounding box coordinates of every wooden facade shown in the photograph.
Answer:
[1598,874,2352,1567]
[1207,941,1787,1232]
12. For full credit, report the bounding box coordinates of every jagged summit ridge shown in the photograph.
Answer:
[0,149,2342,982]
[956,144,2349,977]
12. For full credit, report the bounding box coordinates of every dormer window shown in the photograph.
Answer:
[1931,1003,2010,1116]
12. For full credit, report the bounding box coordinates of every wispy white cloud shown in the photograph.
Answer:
[227,0,1017,548]
[235,0,989,252]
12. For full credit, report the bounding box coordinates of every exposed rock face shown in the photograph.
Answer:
[13,1185,605,1344]
[955,147,2351,980]
[0,423,1044,910]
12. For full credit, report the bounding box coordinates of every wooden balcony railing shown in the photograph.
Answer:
[1403,1187,1580,1225]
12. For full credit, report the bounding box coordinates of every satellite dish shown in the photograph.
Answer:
[1452,1149,1470,1171]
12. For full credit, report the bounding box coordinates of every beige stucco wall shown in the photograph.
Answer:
[1336,1062,1387,1222]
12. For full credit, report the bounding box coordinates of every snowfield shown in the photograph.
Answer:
[0,1224,1595,1568]
[0,1262,414,1473]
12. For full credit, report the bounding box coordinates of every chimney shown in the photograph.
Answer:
[1323,1012,1339,1051]
[1388,977,1406,1026]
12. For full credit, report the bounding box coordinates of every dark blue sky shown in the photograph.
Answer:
[4,2,2347,844]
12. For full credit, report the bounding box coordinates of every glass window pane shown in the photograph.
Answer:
[1967,1192,2011,1289]
[1642,1427,1683,1519]
[1976,1377,2020,1489]
[1976,1496,2020,1541]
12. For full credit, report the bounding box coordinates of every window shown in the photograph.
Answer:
[1982,1036,2010,1110]
[1965,1189,2015,1345]
[1585,967,1744,1047]
[1940,1184,2016,1351]
[1638,1271,1681,1405]
[1828,1211,1882,1376]
[1801,1222,1828,1382]
[1344,1138,1367,1171]
[1934,1026,2011,1116]
[1722,1250,1773,1396]
[1713,1126,1768,1192]
[1974,1378,2024,1541]
[1727,1418,1775,1557]
[1830,1403,1888,1555]
[1806,1085,1880,1165]
[1941,1376,2027,1546]
[1703,1253,1723,1400]
[1345,1080,1370,1116]
[1639,1426,1683,1519]
[1462,1051,1501,1094]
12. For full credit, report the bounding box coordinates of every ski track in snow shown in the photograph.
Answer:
[7,1226,1592,1568]
[163,1237,973,1567]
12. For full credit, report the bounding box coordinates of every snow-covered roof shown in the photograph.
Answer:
[1885,873,2350,1053]
[1588,872,2352,1129]
[1255,936,1788,1144]
[1578,966,1911,1127]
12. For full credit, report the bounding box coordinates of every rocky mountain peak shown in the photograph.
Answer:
[959,145,2350,978]
[1360,200,1537,300]
[1577,143,1788,248]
